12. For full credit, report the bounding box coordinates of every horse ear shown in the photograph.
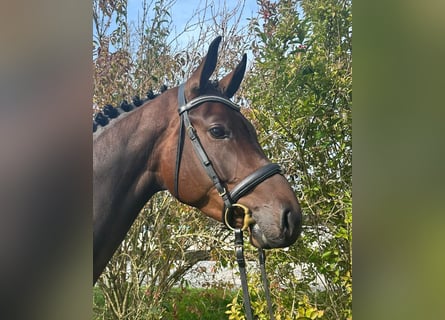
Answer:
[218,53,247,98]
[185,36,222,100]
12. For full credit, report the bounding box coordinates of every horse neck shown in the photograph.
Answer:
[93,94,176,281]
[94,96,178,216]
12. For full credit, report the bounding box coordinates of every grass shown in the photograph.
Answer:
[94,286,236,319]
[163,287,234,319]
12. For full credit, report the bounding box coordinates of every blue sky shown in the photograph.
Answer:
[126,0,259,44]
[93,0,263,61]
[167,0,258,30]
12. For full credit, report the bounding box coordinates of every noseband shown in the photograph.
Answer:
[174,83,278,319]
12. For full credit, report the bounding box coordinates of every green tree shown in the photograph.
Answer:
[227,0,352,318]
[93,0,177,110]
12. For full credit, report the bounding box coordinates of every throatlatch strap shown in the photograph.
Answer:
[174,84,187,198]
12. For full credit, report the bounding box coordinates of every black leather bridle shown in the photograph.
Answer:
[174,83,279,319]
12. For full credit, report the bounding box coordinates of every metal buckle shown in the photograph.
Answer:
[224,203,256,231]
[187,125,196,140]
[218,187,227,197]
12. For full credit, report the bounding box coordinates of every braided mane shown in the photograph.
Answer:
[93,85,168,132]
[92,80,222,133]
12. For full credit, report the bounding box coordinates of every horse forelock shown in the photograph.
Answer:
[204,79,226,95]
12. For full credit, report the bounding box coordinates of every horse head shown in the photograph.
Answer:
[161,37,302,248]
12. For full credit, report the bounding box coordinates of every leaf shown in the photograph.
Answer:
[321,250,332,259]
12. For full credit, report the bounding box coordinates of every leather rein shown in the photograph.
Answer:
[174,83,279,319]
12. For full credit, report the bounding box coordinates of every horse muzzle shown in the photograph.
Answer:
[250,205,302,249]
[225,202,302,249]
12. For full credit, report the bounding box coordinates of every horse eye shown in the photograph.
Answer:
[209,126,227,139]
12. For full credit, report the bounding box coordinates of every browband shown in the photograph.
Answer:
[178,94,240,114]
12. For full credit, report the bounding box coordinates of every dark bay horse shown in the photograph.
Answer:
[93,36,302,283]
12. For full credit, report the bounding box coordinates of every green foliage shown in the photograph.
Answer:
[94,286,234,319]
[164,287,234,319]
[224,246,327,319]
[237,0,352,318]
[93,0,176,109]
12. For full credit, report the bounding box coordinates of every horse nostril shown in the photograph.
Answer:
[281,208,299,237]
[281,209,291,233]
